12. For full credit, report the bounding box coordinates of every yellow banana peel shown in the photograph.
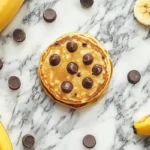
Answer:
[0,122,13,150]
[0,0,24,32]
[133,115,150,136]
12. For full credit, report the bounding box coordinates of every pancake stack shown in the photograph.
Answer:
[38,33,113,109]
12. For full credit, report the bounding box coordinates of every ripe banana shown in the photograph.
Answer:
[133,115,150,136]
[0,0,24,32]
[134,0,150,26]
[0,122,13,150]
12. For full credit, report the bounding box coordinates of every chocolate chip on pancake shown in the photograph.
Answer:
[92,64,102,75]
[77,72,81,77]
[67,62,78,74]
[22,134,35,148]
[82,134,96,148]
[82,42,87,47]
[13,29,26,42]
[61,81,73,93]
[49,54,60,66]
[8,76,21,90]
[54,41,59,46]
[127,70,141,84]
[82,77,93,89]
[66,41,78,52]
[80,0,94,8]
[43,8,57,23]
[83,53,93,65]
[0,59,3,70]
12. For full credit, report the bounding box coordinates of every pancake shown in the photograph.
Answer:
[38,32,113,108]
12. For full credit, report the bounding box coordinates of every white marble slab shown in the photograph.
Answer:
[0,0,150,149]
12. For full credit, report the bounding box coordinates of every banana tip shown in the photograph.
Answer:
[132,125,137,134]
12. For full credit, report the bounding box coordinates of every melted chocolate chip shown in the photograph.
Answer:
[61,81,73,93]
[92,64,102,75]
[67,62,78,74]
[54,41,59,46]
[82,43,87,47]
[49,54,60,66]
[77,72,81,77]
[82,77,93,89]
[66,41,78,52]
[83,54,93,65]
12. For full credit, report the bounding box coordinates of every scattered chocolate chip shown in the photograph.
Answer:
[54,41,59,46]
[8,76,21,90]
[43,8,57,23]
[80,0,94,8]
[127,70,141,84]
[67,62,78,74]
[13,29,26,42]
[49,54,60,66]
[102,55,105,60]
[83,134,96,148]
[66,41,78,53]
[92,64,102,75]
[83,54,93,65]
[82,77,93,89]
[0,59,3,70]
[22,134,35,148]
[77,72,81,77]
[61,81,73,93]
[82,43,87,47]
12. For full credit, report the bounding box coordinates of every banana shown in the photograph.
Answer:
[134,0,150,26]
[133,115,150,136]
[0,122,13,150]
[0,0,24,32]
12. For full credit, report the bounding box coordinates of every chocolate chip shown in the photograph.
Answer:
[61,81,73,93]
[13,29,26,42]
[83,135,96,148]
[49,54,60,66]
[82,77,93,89]
[83,54,93,65]
[80,0,94,8]
[102,55,105,60]
[82,43,87,47]
[66,41,78,53]
[0,59,3,70]
[77,72,81,77]
[43,8,57,23]
[67,62,78,74]
[92,64,102,75]
[22,134,35,148]
[74,93,77,96]
[8,76,21,90]
[127,70,141,84]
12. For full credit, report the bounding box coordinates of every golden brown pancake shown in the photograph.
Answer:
[38,32,113,108]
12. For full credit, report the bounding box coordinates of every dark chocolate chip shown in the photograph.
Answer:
[22,134,35,148]
[66,41,78,53]
[102,55,105,60]
[0,59,3,70]
[77,72,81,77]
[80,0,94,8]
[92,64,102,75]
[49,54,60,66]
[8,76,21,90]
[82,43,87,47]
[127,70,141,84]
[82,77,93,89]
[67,62,78,74]
[13,29,26,42]
[61,81,73,93]
[83,54,93,65]
[74,93,77,96]
[43,8,57,23]
[83,135,96,148]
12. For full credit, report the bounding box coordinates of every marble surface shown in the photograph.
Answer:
[1,0,150,149]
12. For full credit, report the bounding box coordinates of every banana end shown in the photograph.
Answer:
[132,125,137,134]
